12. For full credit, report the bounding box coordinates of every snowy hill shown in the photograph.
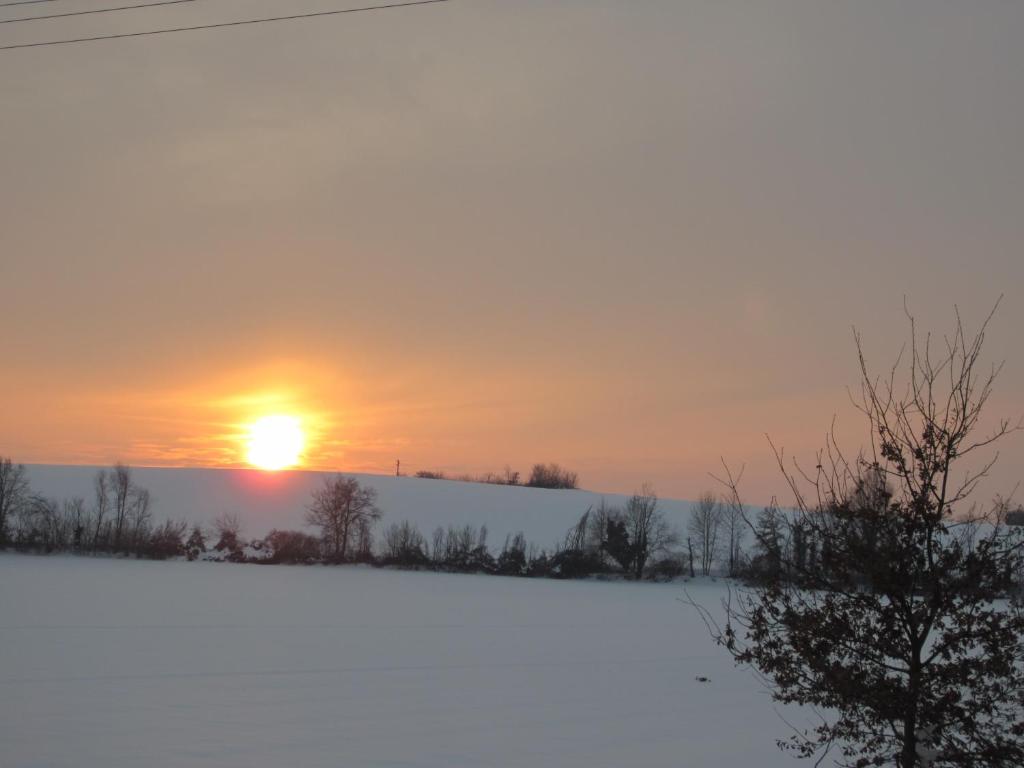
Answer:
[23,465,699,548]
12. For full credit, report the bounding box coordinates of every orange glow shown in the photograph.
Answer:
[245,415,305,470]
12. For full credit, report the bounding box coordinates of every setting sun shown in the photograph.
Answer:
[246,415,305,471]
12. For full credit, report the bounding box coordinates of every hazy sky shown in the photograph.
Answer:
[2,0,1022,502]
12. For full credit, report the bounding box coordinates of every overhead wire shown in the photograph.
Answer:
[0,0,449,50]
[1,0,199,25]
[0,0,66,7]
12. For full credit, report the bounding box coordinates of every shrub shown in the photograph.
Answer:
[144,520,187,560]
[527,463,579,490]
[381,521,430,567]
[262,529,321,564]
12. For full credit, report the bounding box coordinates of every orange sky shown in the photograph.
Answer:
[2,1,1023,503]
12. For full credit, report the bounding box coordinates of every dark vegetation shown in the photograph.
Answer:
[412,462,578,490]
[691,305,1024,768]
[0,456,709,582]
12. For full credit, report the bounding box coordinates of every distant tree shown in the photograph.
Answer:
[381,521,430,567]
[697,305,1024,767]
[145,519,187,560]
[305,475,382,563]
[585,499,618,567]
[688,492,722,576]
[127,487,152,555]
[431,526,446,566]
[415,470,446,480]
[527,463,579,490]
[185,525,207,561]
[624,484,676,580]
[213,512,245,562]
[435,524,494,572]
[92,469,111,550]
[549,510,605,578]
[720,490,747,577]
[66,497,87,551]
[744,503,785,582]
[0,458,29,546]
[497,532,528,576]
[263,529,321,564]
[110,463,133,551]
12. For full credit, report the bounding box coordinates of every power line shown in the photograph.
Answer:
[1,0,198,25]
[0,0,65,7]
[0,0,449,50]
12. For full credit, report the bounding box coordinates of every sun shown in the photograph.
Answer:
[246,414,305,471]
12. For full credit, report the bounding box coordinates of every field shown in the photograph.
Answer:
[0,554,801,768]
[21,465,700,545]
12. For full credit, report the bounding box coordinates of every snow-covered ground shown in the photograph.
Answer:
[23,465,700,547]
[0,554,803,768]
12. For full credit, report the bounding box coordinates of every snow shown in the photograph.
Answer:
[23,465,700,548]
[0,554,803,768]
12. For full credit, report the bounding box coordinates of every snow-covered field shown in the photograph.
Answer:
[0,554,801,768]
[23,465,700,546]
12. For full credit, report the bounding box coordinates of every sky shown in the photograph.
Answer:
[1,0,1022,504]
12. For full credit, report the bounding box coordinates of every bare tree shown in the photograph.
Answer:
[688,492,722,576]
[0,457,29,546]
[92,469,111,550]
[431,526,445,566]
[382,520,429,565]
[209,512,244,561]
[624,484,677,579]
[720,488,747,577]
[110,463,133,551]
[127,487,152,554]
[696,303,1024,768]
[65,497,87,551]
[305,475,381,563]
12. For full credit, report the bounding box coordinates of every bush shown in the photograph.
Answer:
[549,549,605,579]
[415,470,446,480]
[184,525,206,561]
[414,468,521,486]
[646,555,687,582]
[143,520,187,560]
[381,521,430,567]
[527,463,579,490]
[496,532,528,576]
[262,529,321,564]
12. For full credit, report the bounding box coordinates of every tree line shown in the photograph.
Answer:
[413,462,579,490]
[0,455,781,582]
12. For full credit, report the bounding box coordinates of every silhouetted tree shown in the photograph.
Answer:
[698,304,1024,768]
[305,475,381,563]
[111,463,133,551]
[721,491,747,577]
[0,458,29,546]
[185,525,207,561]
[604,516,634,573]
[624,484,676,580]
[262,529,321,564]
[213,512,245,562]
[381,521,430,567]
[497,532,528,575]
[688,492,722,576]
[92,469,111,550]
[145,519,187,560]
